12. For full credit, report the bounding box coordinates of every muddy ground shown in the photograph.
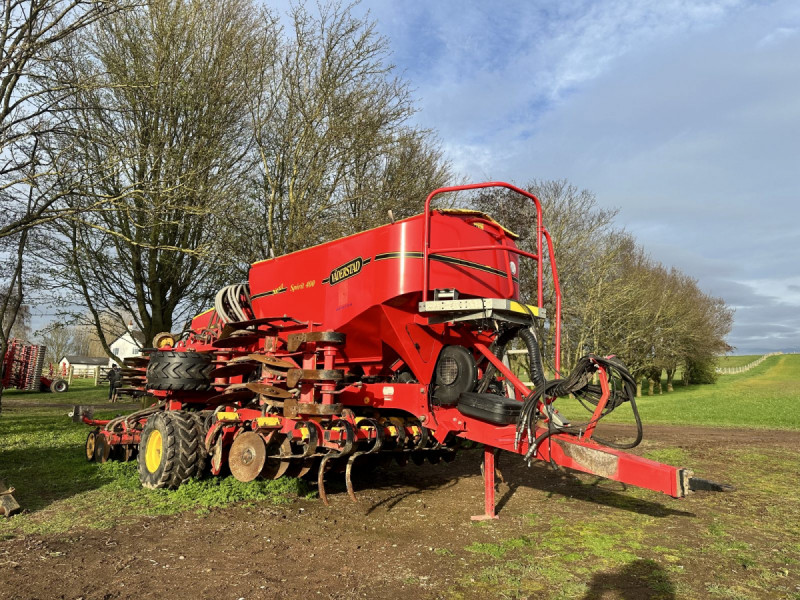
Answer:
[2,424,799,600]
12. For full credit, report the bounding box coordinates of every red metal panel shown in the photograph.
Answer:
[247,211,519,371]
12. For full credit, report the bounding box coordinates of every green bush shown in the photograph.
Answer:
[684,357,718,384]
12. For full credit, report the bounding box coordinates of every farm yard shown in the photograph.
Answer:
[1,354,798,600]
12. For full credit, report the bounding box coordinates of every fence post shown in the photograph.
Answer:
[68,365,74,386]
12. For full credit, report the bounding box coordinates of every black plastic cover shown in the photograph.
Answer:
[457,392,521,425]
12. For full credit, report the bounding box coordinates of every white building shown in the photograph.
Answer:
[58,356,109,377]
[108,331,146,366]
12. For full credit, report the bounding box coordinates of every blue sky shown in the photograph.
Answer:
[345,0,799,354]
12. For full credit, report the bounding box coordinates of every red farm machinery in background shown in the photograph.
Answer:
[2,339,69,394]
[74,182,730,518]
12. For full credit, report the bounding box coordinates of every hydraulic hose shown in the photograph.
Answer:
[475,327,518,394]
[214,284,253,324]
[516,354,643,462]
[519,327,546,392]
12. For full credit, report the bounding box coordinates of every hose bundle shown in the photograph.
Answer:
[214,284,253,324]
[515,354,642,463]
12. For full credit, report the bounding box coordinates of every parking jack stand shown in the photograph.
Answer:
[472,445,499,521]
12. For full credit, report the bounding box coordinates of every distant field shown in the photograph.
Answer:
[559,353,800,430]
[716,354,762,368]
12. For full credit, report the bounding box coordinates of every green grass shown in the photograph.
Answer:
[558,354,800,429]
[0,380,309,538]
[448,437,800,600]
[447,354,800,599]
[3,376,109,404]
[717,354,762,368]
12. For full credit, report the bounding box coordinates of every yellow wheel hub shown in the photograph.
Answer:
[145,430,163,473]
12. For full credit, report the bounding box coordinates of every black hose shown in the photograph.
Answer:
[519,327,546,391]
[517,354,642,461]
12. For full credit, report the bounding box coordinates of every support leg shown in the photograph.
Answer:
[472,445,498,521]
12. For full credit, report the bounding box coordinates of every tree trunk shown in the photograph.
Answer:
[648,378,654,396]
[0,230,28,414]
[666,368,675,392]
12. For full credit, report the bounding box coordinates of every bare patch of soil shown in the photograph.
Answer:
[2,424,798,600]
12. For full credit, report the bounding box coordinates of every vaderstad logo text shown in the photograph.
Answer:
[329,257,363,285]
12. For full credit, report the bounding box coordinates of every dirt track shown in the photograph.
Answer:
[2,424,798,600]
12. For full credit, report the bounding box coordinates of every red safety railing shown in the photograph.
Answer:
[422,182,562,373]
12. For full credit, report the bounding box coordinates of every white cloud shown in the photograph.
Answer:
[757,26,799,47]
[363,0,800,353]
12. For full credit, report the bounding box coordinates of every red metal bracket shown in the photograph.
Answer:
[581,363,610,441]
[472,445,499,520]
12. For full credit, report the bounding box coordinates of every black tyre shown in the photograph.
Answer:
[432,345,477,406]
[146,351,213,391]
[188,412,209,477]
[137,412,203,489]
[50,378,69,393]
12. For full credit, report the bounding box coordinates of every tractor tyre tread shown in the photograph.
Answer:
[137,412,202,490]
[146,351,213,391]
[189,412,209,478]
[171,412,201,483]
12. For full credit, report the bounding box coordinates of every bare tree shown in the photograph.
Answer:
[36,321,71,365]
[0,1,133,412]
[242,2,451,262]
[0,0,133,240]
[679,279,733,384]
[472,180,732,393]
[474,180,620,370]
[44,0,267,350]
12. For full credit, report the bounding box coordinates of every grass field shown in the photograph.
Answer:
[717,354,762,368]
[560,353,800,429]
[0,380,308,538]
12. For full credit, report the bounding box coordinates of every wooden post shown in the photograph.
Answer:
[68,365,74,386]
[94,366,100,386]
[0,479,20,517]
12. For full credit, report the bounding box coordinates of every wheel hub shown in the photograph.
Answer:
[145,430,163,473]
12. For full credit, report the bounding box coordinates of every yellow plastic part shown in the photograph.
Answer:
[256,416,281,428]
[216,412,239,421]
[145,430,163,473]
[509,301,541,317]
